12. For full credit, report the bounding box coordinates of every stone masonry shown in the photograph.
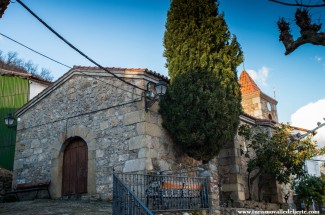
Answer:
[13,67,290,214]
[13,67,219,206]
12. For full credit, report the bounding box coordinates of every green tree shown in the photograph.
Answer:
[294,174,325,211]
[239,123,325,200]
[160,0,243,161]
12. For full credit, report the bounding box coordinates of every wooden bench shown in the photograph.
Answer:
[5,180,51,201]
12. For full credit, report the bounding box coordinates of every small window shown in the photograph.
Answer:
[268,114,273,120]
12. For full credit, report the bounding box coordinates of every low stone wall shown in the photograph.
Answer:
[234,200,281,210]
[0,168,13,202]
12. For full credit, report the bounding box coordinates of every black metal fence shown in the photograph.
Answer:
[113,171,210,213]
[113,173,154,215]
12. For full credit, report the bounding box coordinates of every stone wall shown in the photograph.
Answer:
[241,92,278,122]
[218,119,285,206]
[0,168,12,202]
[14,72,145,200]
[13,70,217,204]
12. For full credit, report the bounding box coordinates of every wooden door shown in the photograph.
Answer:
[62,138,88,195]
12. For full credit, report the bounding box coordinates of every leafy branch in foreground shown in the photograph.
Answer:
[294,174,325,211]
[238,123,325,200]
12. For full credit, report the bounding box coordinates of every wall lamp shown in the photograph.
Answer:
[4,113,16,128]
[145,80,167,111]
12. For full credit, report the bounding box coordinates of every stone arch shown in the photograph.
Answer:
[50,125,96,198]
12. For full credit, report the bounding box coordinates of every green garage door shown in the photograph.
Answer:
[0,75,28,170]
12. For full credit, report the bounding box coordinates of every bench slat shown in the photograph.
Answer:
[4,180,51,201]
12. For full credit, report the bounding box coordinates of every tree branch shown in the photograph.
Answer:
[269,0,325,7]
[278,8,325,55]
[282,33,325,55]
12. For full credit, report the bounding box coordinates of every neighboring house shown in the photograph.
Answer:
[290,126,321,177]
[0,69,51,170]
[12,67,289,211]
[305,160,321,177]
[218,70,283,206]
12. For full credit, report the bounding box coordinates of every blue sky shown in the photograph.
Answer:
[1,0,325,143]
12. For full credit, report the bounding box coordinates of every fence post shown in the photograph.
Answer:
[207,158,221,215]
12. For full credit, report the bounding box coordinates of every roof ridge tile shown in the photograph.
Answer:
[239,70,261,95]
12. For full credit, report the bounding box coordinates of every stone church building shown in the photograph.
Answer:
[13,67,287,208]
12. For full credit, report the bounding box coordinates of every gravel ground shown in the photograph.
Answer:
[0,199,112,215]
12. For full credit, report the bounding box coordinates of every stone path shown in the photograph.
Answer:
[0,199,112,215]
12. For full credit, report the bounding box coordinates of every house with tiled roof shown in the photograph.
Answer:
[12,67,288,211]
[0,69,51,170]
[239,70,278,122]
[13,66,203,201]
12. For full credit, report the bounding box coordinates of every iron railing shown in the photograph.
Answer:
[113,171,210,213]
[113,173,154,215]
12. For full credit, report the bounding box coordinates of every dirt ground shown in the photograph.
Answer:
[0,199,112,215]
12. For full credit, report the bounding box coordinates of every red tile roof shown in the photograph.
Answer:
[0,68,52,85]
[238,70,261,95]
[0,0,10,18]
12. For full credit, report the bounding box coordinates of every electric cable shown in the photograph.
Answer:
[16,0,146,92]
[0,32,71,69]
[0,33,143,97]
[16,97,142,131]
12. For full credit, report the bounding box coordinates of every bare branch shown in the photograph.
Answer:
[269,0,325,7]
[283,33,325,55]
[277,8,325,55]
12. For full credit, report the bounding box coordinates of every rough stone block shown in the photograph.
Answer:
[266,203,280,211]
[158,160,170,171]
[96,150,104,158]
[30,139,40,149]
[138,148,147,158]
[136,122,145,135]
[221,183,243,192]
[128,135,150,150]
[146,158,153,171]
[16,142,25,151]
[22,149,33,158]
[118,154,129,161]
[123,158,146,172]
[14,159,24,170]
[147,148,158,158]
[218,148,239,158]
[33,148,42,154]
[99,121,108,130]
[124,111,144,125]
[145,123,161,137]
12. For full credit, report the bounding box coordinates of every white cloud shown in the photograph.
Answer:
[246,66,271,86]
[314,56,322,62]
[291,99,325,147]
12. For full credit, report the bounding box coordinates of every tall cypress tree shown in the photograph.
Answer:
[159,0,243,161]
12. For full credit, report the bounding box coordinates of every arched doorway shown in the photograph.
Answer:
[62,137,88,196]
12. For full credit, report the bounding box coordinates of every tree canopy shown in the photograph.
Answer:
[239,123,325,199]
[294,174,325,210]
[160,0,243,161]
